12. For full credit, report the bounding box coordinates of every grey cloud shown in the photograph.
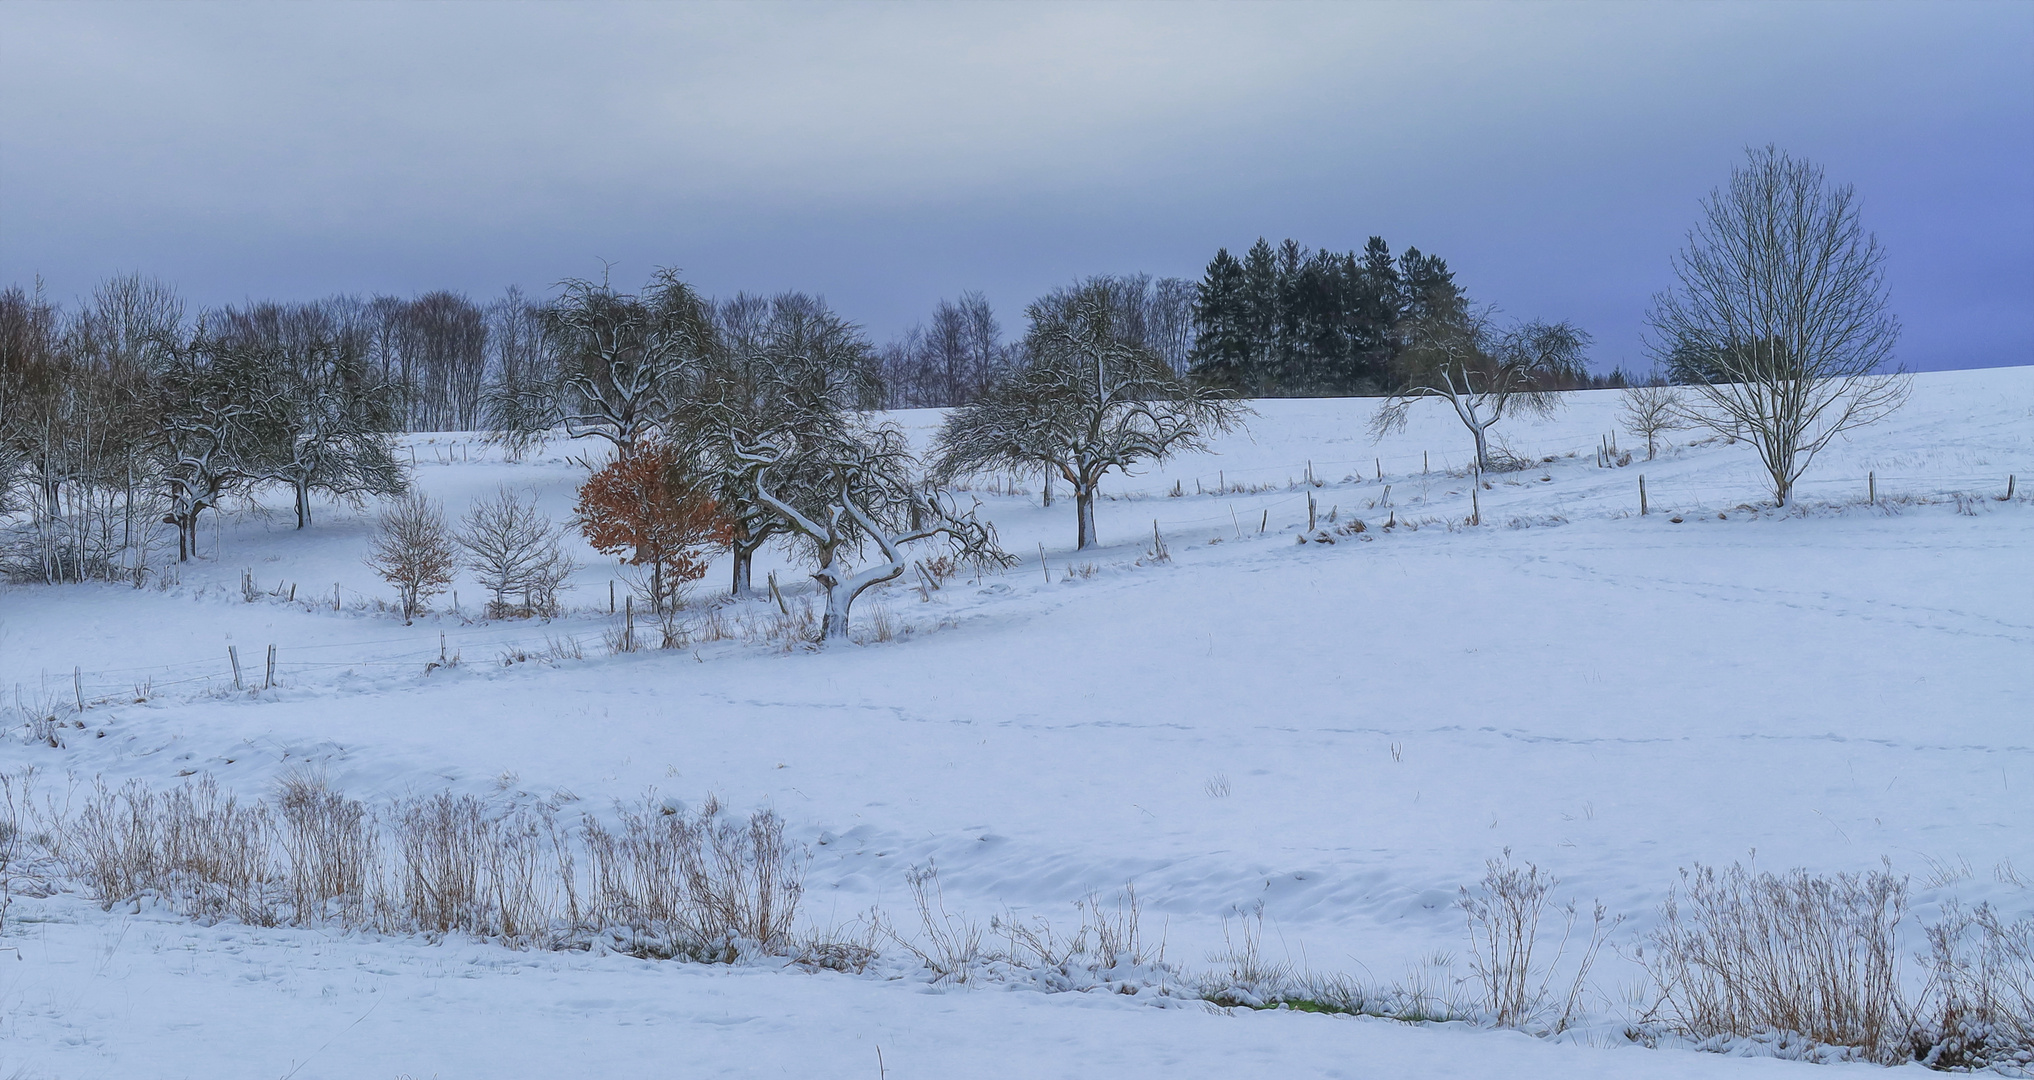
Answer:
[2,1,2028,371]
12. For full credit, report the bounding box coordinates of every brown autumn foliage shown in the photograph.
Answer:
[576,441,733,611]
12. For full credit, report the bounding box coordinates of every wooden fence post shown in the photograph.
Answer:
[1639,474,1648,516]
[265,644,276,689]
[228,645,242,690]
[74,667,84,714]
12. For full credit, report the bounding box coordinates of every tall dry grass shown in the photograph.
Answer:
[41,773,803,959]
[1642,861,1908,1060]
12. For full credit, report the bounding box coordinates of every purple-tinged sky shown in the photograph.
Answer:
[3,2,2029,372]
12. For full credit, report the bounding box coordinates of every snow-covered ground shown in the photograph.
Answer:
[1,366,2029,1078]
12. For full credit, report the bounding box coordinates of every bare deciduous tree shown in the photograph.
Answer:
[214,302,408,529]
[1646,145,1909,506]
[736,428,1010,643]
[366,492,456,621]
[457,487,578,618]
[479,287,559,461]
[152,334,290,562]
[1371,312,1589,472]
[933,280,1246,550]
[544,270,714,453]
[1619,382,1686,460]
[876,292,1012,409]
[687,293,882,596]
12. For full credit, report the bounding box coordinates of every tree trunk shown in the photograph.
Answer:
[815,571,849,642]
[731,543,755,597]
[1042,467,1053,508]
[295,479,311,529]
[1472,425,1492,472]
[820,601,849,641]
[1074,483,1097,550]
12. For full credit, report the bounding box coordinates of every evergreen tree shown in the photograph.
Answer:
[1397,247,1466,330]
[1348,237,1403,392]
[1189,249,1251,389]
[1239,239,1280,394]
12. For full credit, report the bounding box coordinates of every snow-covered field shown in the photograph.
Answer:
[2,366,2030,1078]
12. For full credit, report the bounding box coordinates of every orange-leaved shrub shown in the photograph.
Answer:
[576,441,733,612]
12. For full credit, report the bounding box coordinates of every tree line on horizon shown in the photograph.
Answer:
[4,144,1896,608]
[0,269,1233,633]
[0,234,1617,594]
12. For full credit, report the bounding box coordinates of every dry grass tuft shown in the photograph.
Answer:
[1460,850,1616,1032]
[1912,901,2034,1070]
[1641,861,1908,1061]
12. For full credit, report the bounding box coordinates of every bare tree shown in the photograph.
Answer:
[366,492,456,621]
[405,292,488,432]
[736,429,1009,643]
[4,276,175,580]
[214,302,408,528]
[1619,382,1686,460]
[544,270,714,453]
[933,280,1246,550]
[456,487,578,618]
[1646,145,1908,506]
[875,291,1011,409]
[479,287,559,461]
[687,293,882,596]
[1147,276,1199,375]
[152,333,290,562]
[1371,312,1589,472]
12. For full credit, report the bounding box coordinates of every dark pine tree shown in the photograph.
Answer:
[1239,238,1280,394]
[1189,248,1252,389]
[1345,236,1403,392]
[1398,247,1466,330]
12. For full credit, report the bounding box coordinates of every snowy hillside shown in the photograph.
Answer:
[1,366,2030,1078]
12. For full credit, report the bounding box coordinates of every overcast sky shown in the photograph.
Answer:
[3,2,2029,372]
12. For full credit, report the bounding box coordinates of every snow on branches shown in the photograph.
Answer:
[933,282,1246,549]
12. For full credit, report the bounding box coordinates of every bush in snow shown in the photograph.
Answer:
[365,492,456,621]
[574,441,727,615]
[456,486,578,619]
